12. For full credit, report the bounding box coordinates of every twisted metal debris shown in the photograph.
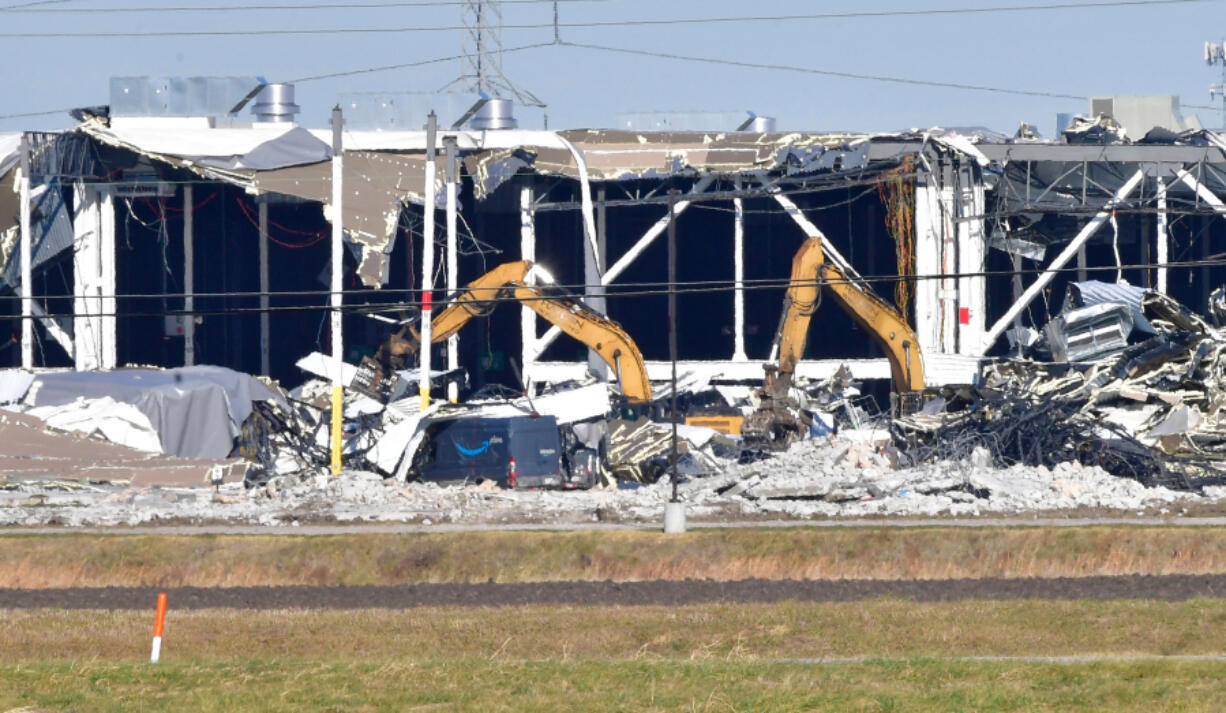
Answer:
[895,292,1226,491]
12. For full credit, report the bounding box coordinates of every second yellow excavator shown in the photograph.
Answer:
[376,260,653,403]
[742,237,926,449]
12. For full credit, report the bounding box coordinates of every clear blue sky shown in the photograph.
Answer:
[1,0,1224,136]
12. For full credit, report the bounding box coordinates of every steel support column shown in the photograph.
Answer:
[183,183,195,366]
[19,136,31,368]
[585,185,609,379]
[1156,177,1169,294]
[258,198,270,376]
[733,175,746,361]
[519,185,537,391]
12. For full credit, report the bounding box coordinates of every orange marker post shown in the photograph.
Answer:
[150,592,167,663]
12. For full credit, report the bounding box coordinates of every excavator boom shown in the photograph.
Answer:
[745,236,924,448]
[377,260,652,403]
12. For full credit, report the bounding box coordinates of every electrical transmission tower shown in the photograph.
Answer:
[442,0,545,108]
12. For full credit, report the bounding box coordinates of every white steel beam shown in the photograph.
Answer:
[30,302,72,357]
[1176,167,1226,213]
[532,174,716,358]
[913,161,943,353]
[19,136,31,368]
[258,199,270,376]
[444,137,459,402]
[1156,177,1169,294]
[183,183,195,366]
[956,164,986,355]
[72,182,100,370]
[733,175,747,361]
[759,177,865,287]
[554,134,601,270]
[981,169,1144,351]
[99,189,116,368]
[586,185,609,379]
[519,185,537,388]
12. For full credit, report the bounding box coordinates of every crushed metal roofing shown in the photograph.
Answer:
[75,120,882,287]
[23,118,1226,291]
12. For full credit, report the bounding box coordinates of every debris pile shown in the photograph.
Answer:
[896,286,1226,490]
[7,277,1226,528]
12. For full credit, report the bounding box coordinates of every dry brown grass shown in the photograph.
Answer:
[4,526,1226,588]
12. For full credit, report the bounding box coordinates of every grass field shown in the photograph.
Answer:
[6,526,1226,711]
[4,525,1226,587]
[3,602,1226,712]
[4,658,1225,712]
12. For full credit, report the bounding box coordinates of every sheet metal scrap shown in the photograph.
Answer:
[605,417,678,483]
[894,293,1226,491]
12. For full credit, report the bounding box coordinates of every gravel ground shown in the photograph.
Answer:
[5,574,1226,608]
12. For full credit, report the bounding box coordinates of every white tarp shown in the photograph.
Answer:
[27,396,163,453]
[296,352,357,387]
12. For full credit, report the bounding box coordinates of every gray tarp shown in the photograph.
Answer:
[25,365,278,458]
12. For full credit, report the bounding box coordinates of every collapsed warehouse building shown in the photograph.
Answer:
[6,81,1226,506]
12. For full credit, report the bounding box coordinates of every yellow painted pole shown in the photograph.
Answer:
[329,106,345,476]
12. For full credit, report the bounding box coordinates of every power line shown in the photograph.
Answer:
[561,41,1085,101]
[291,40,552,83]
[0,0,71,8]
[0,0,1217,37]
[9,255,1226,315]
[0,107,79,120]
[0,0,606,12]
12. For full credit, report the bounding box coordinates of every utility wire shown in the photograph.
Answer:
[1,0,605,11]
[291,41,553,83]
[0,0,1217,36]
[0,107,80,120]
[560,41,1085,101]
[10,255,1226,310]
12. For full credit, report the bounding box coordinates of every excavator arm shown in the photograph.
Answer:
[745,236,925,448]
[774,238,924,394]
[377,260,653,403]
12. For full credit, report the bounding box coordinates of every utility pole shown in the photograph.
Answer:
[420,112,438,412]
[664,189,685,534]
[329,106,344,476]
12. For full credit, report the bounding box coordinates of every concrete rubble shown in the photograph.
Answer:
[0,425,1210,527]
[7,280,1226,528]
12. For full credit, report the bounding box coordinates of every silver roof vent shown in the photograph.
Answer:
[251,83,299,124]
[736,113,777,132]
[469,98,517,130]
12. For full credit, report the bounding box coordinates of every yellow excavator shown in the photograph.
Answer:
[376,260,653,403]
[742,237,926,449]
